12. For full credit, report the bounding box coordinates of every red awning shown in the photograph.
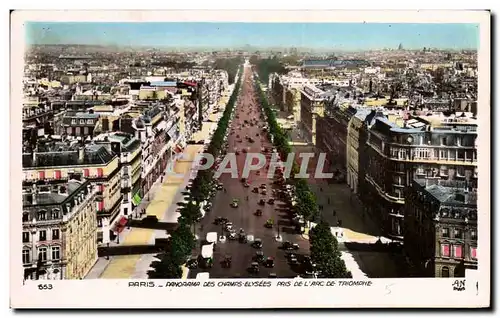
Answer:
[119,216,128,226]
[113,216,128,234]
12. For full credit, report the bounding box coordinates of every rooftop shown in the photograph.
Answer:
[414,179,477,206]
[23,143,117,168]
[22,179,88,207]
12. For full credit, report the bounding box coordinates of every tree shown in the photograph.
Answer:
[309,220,351,278]
[147,253,183,279]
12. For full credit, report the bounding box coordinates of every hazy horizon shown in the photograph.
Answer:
[26,22,479,51]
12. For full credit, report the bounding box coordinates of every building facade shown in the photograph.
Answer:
[285,87,301,123]
[360,114,478,239]
[317,104,357,176]
[299,85,326,145]
[22,143,122,244]
[94,132,142,218]
[22,180,98,280]
[404,179,478,277]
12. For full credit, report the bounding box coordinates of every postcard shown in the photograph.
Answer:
[10,9,490,308]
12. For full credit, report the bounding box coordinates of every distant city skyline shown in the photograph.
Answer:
[25,22,479,51]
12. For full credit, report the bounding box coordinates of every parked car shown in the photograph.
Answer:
[254,209,263,216]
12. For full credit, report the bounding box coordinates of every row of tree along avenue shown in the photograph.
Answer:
[148,67,244,279]
[254,74,351,279]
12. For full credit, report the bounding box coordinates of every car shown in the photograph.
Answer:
[213,217,229,225]
[263,257,275,268]
[231,199,239,208]
[242,148,248,153]
[252,187,259,193]
[228,231,237,240]
[238,233,248,243]
[216,183,224,190]
[241,178,247,183]
[289,256,300,266]
[267,198,275,205]
[265,218,274,228]
[254,209,263,216]
[254,251,265,262]
[252,239,263,249]
[235,150,240,155]
[282,241,300,250]
[222,255,232,268]
[225,222,233,231]
[258,199,266,205]
[261,189,267,195]
[248,262,260,274]
[243,182,250,188]
[248,138,255,143]
[186,257,198,269]
[260,184,267,189]
[286,252,298,260]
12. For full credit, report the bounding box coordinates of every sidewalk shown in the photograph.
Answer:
[86,145,202,279]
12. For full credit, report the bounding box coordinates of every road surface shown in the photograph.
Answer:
[189,64,309,279]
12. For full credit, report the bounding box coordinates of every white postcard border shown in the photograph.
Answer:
[9,10,491,308]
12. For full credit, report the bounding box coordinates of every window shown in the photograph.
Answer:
[87,119,93,125]
[441,243,450,257]
[39,230,47,241]
[37,211,46,221]
[97,168,104,177]
[441,228,450,237]
[456,166,465,177]
[440,166,448,176]
[470,230,477,240]
[454,228,463,239]
[51,210,59,219]
[22,250,31,264]
[22,212,29,222]
[470,247,477,259]
[80,119,85,124]
[71,119,77,124]
[51,246,60,260]
[441,137,447,146]
[38,247,48,262]
[441,266,450,277]
[52,229,60,240]
[22,232,30,243]
[453,245,463,258]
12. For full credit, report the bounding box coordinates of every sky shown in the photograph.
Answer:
[25,22,479,50]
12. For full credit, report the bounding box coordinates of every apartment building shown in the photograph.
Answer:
[22,179,98,280]
[404,179,477,277]
[299,85,327,145]
[360,113,477,239]
[93,132,142,217]
[316,104,357,175]
[22,141,122,244]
